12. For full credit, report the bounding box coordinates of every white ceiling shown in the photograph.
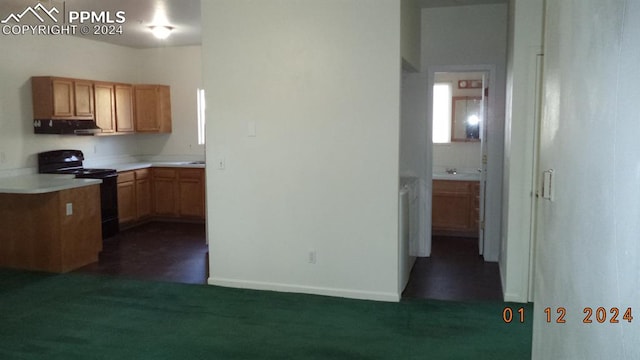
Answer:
[0,0,505,49]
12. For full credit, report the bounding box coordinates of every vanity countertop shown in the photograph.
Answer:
[432,172,481,181]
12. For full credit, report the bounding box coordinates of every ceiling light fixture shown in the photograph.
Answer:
[149,25,173,40]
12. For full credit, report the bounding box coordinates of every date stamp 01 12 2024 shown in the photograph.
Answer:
[502,306,634,324]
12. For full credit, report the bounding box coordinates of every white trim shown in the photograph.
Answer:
[503,292,525,303]
[208,277,401,303]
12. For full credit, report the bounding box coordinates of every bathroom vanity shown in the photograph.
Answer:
[432,179,480,237]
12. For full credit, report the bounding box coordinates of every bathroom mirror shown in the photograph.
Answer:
[451,96,482,142]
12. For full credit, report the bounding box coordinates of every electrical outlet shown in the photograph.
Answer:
[65,203,73,216]
[308,250,317,264]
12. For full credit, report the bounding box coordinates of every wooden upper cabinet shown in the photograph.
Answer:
[32,77,171,135]
[51,79,74,117]
[115,84,134,133]
[93,82,116,133]
[134,84,172,133]
[74,80,94,117]
[32,76,94,120]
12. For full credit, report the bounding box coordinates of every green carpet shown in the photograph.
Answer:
[0,269,532,359]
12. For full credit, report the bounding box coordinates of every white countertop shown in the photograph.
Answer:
[0,174,102,194]
[432,172,481,181]
[110,161,205,172]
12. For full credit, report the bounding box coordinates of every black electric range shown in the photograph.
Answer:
[37,150,119,239]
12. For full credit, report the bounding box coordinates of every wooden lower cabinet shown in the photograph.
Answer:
[135,169,152,219]
[0,185,102,272]
[152,168,179,217]
[432,180,480,237]
[152,168,205,220]
[117,171,136,223]
[118,167,205,225]
[117,168,153,225]
[177,169,205,218]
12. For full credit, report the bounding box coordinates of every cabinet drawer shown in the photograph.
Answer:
[135,168,150,180]
[153,168,177,179]
[117,171,135,183]
[433,180,470,193]
[179,168,203,180]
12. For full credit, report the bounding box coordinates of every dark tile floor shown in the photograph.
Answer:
[402,236,503,302]
[77,224,502,302]
[76,222,208,284]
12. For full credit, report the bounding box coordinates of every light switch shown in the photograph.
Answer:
[66,203,73,216]
[217,158,225,170]
[248,121,256,137]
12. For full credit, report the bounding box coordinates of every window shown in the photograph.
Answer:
[432,82,452,144]
[197,88,206,145]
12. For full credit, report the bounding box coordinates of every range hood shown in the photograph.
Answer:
[33,119,102,135]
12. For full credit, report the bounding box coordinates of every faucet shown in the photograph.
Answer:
[446,168,457,175]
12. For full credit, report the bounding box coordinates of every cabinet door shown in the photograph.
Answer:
[152,168,178,216]
[94,83,115,133]
[52,79,74,117]
[117,180,137,224]
[115,84,135,132]
[134,85,160,132]
[178,169,204,219]
[74,80,94,117]
[432,193,471,230]
[136,169,152,219]
[158,85,172,133]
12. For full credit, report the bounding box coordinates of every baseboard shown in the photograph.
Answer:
[503,292,527,303]
[119,217,205,230]
[208,277,400,303]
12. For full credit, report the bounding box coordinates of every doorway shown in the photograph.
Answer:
[402,65,504,301]
[431,71,487,255]
[424,65,500,261]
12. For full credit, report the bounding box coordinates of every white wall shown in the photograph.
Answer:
[0,35,140,173]
[0,35,204,175]
[136,46,204,161]
[501,0,544,303]
[532,0,640,358]
[422,4,508,261]
[202,0,402,301]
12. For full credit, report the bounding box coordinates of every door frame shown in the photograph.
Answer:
[426,64,498,258]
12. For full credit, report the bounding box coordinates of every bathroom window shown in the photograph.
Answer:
[432,82,452,144]
[197,88,206,145]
